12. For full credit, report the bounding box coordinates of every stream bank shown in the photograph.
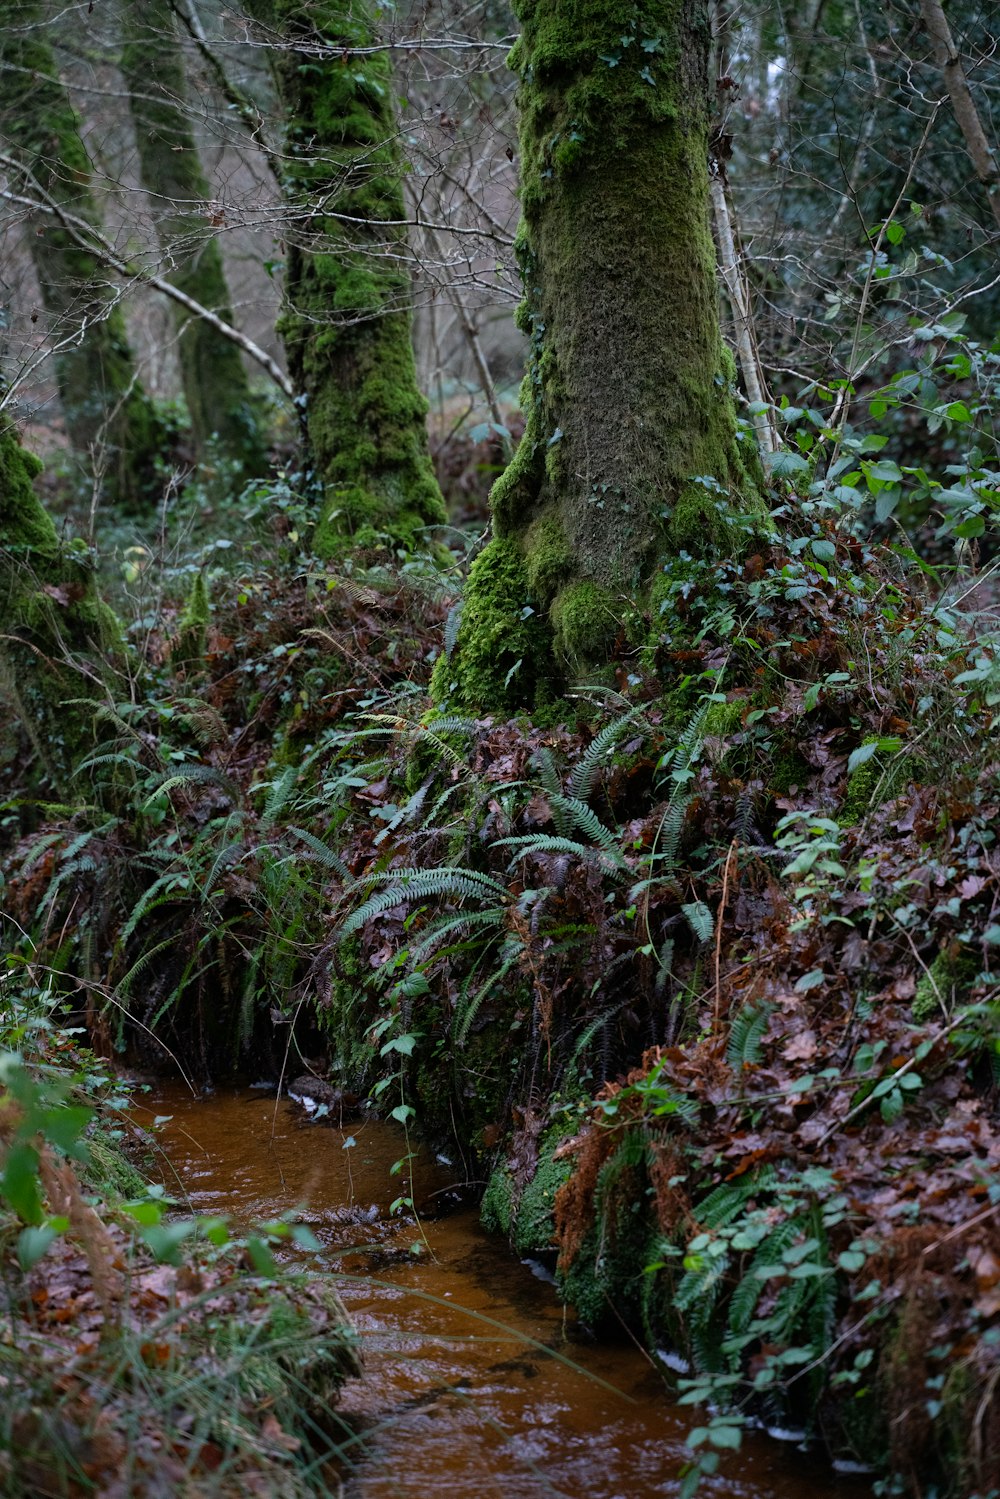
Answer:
[142,1082,870,1499]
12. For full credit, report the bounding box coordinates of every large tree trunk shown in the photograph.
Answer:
[269,0,445,559]
[0,1,166,510]
[120,0,267,477]
[435,0,766,709]
[0,415,120,793]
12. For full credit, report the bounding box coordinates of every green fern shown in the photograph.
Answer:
[454,954,521,1046]
[406,907,509,966]
[341,867,508,937]
[287,827,351,880]
[727,1214,803,1335]
[496,833,629,881]
[547,794,626,858]
[532,748,572,837]
[694,1169,776,1233]
[142,764,240,811]
[259,766,298,828]
[119,872,193,948]
[569,705,648,800]
[681,899,714,944]
[727,1002,773,1070]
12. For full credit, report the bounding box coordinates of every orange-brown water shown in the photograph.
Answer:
[139,1084,871,1499]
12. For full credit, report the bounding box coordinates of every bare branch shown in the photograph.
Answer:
[0,152,293,401]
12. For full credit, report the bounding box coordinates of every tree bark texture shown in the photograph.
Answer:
[272,0,445,559]
[919,0,1000,229]
[435,0,765,710]
[0,1,166,509]
[120,0,267,475]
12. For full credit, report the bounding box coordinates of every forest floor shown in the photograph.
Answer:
[2,465,1000,1495]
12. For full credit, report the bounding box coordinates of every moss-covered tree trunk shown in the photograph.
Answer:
[0,415,120,792]
[270,0,445,558]
[0,1,166,509]
[435,0,766,709]
[120,1,266,477]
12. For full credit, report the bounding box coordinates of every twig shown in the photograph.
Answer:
[713,839,738,1032]
[0,155,293,400]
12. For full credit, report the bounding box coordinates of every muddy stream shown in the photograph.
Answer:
[138,1084,870,1499]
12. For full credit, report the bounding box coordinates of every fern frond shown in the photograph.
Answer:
[142,764,240,810]
[532,748,572,836]
[656,793,692,875]
[681,900,714,945]
[17,831,63,876]
[288,826,351,879]
[119,872,193,947]
[406,907,508,965]
[341,867,508,936]
[726,1003,772,1070]
[694,1169,775,1232]
[201,841,247,900]
[454,955,520,1045]
[567,1003,625,1070]
[569,705,648,800]
[115,935,178,998]
[548,794,625,859]
[259,765,298,828]
[75,750,142,778]
[444,602,463,658]
[174,700,228,747]
[374,783,429,845]
[496,834,629,880]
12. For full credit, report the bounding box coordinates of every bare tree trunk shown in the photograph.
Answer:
[919,0,1000,229]
[121,0,267,477]
[710,177,775,456]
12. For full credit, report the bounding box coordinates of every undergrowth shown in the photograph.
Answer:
[3,353,1000,1496]
[0,965,360,1496]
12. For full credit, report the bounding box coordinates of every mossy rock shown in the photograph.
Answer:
[480,1166,515,1237]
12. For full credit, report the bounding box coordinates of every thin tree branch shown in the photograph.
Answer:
[0,154,293,400]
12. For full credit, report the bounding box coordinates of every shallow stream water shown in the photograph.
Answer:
[139,1083,870,1499]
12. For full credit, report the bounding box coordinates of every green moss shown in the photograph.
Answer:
[0,419,123,790]
[912,947,978,1023]
[841,732,919,826]
[444,0,768,711]
[212,1281,360,1416]
[84,1133,149,1201]
[524,511,573,601]
[556,1129,652,1329]
[559,1222,613,1328]
[430,537,552,710]
[173,572,210,667]
[702,700,745,737]
[480,1167,515,1236]
[550,580,618,665]
[512,1149,573,1256]
[274,0,445,560]
[769,743,811,795]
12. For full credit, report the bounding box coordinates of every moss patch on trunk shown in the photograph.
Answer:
[274,0,445,560]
